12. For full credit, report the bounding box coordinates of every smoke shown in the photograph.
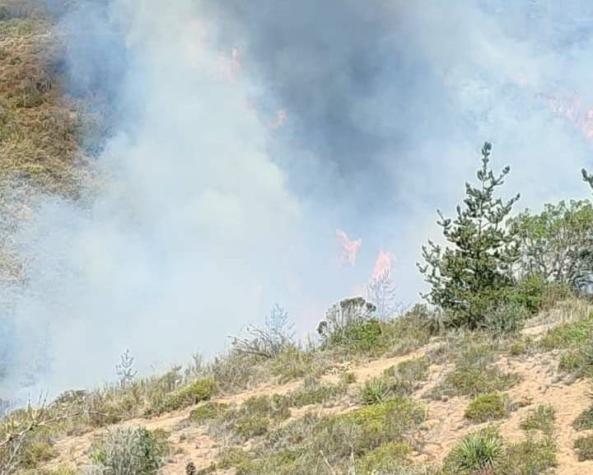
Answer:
[3,0,593,397]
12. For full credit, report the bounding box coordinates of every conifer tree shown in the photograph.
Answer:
[418,142,520,328]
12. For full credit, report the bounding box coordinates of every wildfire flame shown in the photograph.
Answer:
[270,109,288,129]
[336,229,362,266]
[543,93,593,140]
[371,249,394,280]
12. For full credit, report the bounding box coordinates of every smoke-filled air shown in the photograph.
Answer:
[3,0,593,401]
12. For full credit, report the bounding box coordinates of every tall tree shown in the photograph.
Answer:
[418,142,520,328]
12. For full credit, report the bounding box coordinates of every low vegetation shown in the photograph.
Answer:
[464,393,511,423]
[430,339,520,399]
[89,427,169,475]
[575,435,593,461]
[520,404,556,434]
[444,426,557,475]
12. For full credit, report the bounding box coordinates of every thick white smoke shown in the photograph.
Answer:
[0,0,358,398]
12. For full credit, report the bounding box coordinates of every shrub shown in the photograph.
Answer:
[287,378,347,408]
[388,356,431,382]
[90,427,168,475]
[317,297,382,352]
[21,439,57,468]
[147,378,216,415]
[189,402,229,425]
[483,300,529,334]
[335,397,426,452]
[359,377,398,405]
[219,395,290,441]
[443,427,503,474]
[271,346,316,383]
[575,435,593,461]
[539,312,593,350]
[355,442,412,474]
[497,437,557,474]
[573,405,593,431]
[334,318,383,352]
[380,304,435,352]
[464,393,511,423]
[207,351,264,392]
[235,415,270,439]
[231,304,295,359]
[520,404,556,434]
[219,398,426,474]
[510,199,593,292]
[432,364,519,399]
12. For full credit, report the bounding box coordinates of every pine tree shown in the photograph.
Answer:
[418,142,520,328]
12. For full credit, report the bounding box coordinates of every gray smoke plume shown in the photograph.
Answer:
[3,0,593,398]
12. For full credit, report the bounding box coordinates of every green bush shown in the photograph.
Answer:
[335,397,426,452]
[189,402,229,424]
[464,393,510,423]
[287,378,347,408]
[387,356,431,382]
[520,404,556,434]
[331,318,383,352]
[235,415,270,439]
[147,378,216,415]
[21,439,57,468]
[540,312,593,350]
[483,300,529,334]
[507,274,548,315]
[355,442,412,474]
[90,427,168,475]
[573,405,593,431]
[432,365,519,399]
[497,437,557,474]
[443,427,503,474]
[359,377,398,405]
[575,435,593,461]
[220,395,291,441]
[271,346,318,383]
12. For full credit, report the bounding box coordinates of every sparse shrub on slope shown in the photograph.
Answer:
[575,435,593,461]
[443,427,503,474]
[464,393,511,423]
[218,398,427,474]
[146,377,216,416]
[90,427,168,475]
[355,442,412,474]
[497,437,557,474]
[317,297,383,352]
[359,356,431,405]
[431,340,520,399]
[232,304,295,359]
[520,404,556,434]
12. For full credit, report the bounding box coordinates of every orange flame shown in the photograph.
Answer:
[543,93,593,140]
[270,109,288,129]
[371,250,394,279]
[336,229,362,266]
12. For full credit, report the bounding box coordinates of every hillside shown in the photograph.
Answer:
[3,297,593,475]
[0,0,90,286]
